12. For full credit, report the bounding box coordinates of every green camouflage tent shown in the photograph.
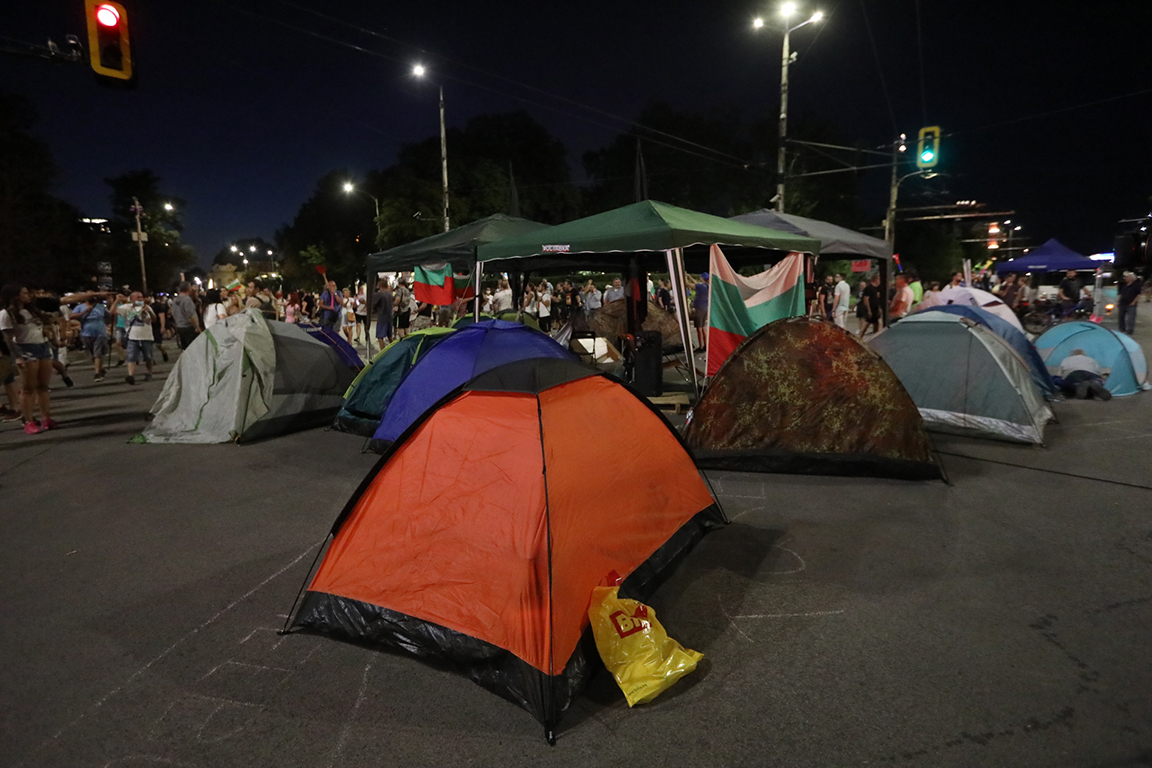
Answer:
[331,327,455,436]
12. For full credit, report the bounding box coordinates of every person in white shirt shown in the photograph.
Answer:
[0,284,57,433]
[604,278,626,304]
[1057,348,1111,400]
[113,291,157,385]
[535,281,553,333]
[833,273,852,330]
[888,274,915,322]
[492,279,513,313]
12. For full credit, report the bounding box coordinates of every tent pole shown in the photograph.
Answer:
[366,265,374,344]
[473,260,483,321]
[666,249,699,397]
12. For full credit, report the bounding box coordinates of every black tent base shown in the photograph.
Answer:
[288,506,725,739]
[691,449,944,482]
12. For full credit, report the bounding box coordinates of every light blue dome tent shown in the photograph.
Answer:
[1034,321,1148,397]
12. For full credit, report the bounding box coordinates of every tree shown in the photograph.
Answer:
[275,170,375,290]
[104,170,196,291]
[0,92,102,289]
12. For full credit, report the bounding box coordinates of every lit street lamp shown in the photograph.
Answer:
[412,64,450,232]
[163,202,174,212]
[343,182,383,245]
[754,4,823,213]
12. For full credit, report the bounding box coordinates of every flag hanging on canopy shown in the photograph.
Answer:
[706,244,806,376]
[414,262,456,305]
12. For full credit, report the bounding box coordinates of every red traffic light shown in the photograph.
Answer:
[95,4,120,26]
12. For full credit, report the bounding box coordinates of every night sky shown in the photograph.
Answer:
[4,0,1151,264]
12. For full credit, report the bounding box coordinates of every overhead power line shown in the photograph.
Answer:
[258,0,758,167]
[949,86,1152,137]
[857,0,899,136]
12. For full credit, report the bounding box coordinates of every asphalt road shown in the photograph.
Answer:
[2,321,1151,768]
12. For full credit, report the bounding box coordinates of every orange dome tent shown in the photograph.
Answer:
[287,358,724,741]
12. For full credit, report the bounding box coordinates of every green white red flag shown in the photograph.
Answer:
[413,262,456,305]
[706,244,806,376]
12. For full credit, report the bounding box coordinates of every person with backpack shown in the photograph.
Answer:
[393,278,413,339]
[112,291,157,385]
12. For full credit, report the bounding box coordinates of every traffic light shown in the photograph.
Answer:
[916,126,941,169]
[85,1,134,83]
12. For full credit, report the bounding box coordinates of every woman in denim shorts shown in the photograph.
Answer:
[0,284,57,434]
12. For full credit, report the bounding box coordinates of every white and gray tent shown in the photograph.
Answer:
[140,310,358,444]
[868,313,1053,444]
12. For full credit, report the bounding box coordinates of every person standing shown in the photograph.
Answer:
[691,273,710,352]
[491,279,513,313]
[604,278,626,304]
[114,291,157,385]
[0,284,57,433]
[813,275,835,321]
[354,284,369,344]
[170,281,201,350]
[318,280,341,330]
[202,289,228,330]
[71,293,111,382]
[583,280,603,316]
[888,274,915,323]
[371,279,394,352]
[535,281,552,333]
[859,274,884,337]
[1057,269,1082,317]
[833,273,852,330]
[907,271,924,306]
[393,278,413,339]
[1117,271,1143,334]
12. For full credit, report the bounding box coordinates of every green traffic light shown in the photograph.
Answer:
[921,150,934,162]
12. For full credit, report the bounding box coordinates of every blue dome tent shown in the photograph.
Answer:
[1035,321,1148,396]
[368,319,575,452]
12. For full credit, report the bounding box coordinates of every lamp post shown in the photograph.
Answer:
[413,64,450,232]
[885,168,938,248]
[755,4,823,213]
[342,182,382,245]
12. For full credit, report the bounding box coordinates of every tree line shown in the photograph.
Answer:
[2,90,976,292]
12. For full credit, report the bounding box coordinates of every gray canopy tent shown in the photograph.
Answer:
[731,209,893,321]
[364,214,548,316]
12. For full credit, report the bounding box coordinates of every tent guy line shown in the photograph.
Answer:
[17,540,324,768]
[937,452,1152,493]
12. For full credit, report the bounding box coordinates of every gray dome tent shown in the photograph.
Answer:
[139,310,358,443]
[868,313,1053,444]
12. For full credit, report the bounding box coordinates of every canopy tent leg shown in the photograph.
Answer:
[473,260,483,321]
[666,248,700,397]
[366,266,374,342]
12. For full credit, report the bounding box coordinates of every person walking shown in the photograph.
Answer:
[1117,271,1143,334]
[888,274,915,323]
[0,284,58,433]
[71,293,111,382]
[170,281,201,350]
[859,274,884,337]
[354,284,369,345]
[535,281,552,333]
[833,273,852,330]
[341,288,357,344]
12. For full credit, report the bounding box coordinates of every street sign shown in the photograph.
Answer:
[850,259,871,273]
[97,261,112,274]
[131,231,148,242]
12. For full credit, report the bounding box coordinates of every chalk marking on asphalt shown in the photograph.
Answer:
[770,541,807,574]
[733,610,845,619]
[730,503,767,521]
[1080,431,1152,443]
[199,659,292,683]
[718,596,753,643]
[239,626,289,649]
[323,657,376,768]
[103,755,196,767]
[23,541,322,766]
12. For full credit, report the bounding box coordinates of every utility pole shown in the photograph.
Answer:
[439,85,450,232]
[883,135,905,247]
[131,196,148,294]
[775,28,790,213]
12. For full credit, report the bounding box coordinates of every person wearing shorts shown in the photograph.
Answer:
[0,284,58,434]
[114,292,156,385]
[71,293,111,381]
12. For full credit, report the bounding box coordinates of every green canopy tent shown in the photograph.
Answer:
[476,200,821,393]
[364,214,549,324]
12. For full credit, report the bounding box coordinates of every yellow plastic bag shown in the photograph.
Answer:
[588,585,703,706]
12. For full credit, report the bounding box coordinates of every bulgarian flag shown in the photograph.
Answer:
[707,244,806,376]
[413,262,456,305]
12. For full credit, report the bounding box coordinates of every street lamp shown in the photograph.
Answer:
[754,4,823,213]
[412,64,450,232]
[163,202,173,212]
[884,169,938,247]
[342,181,382,245]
